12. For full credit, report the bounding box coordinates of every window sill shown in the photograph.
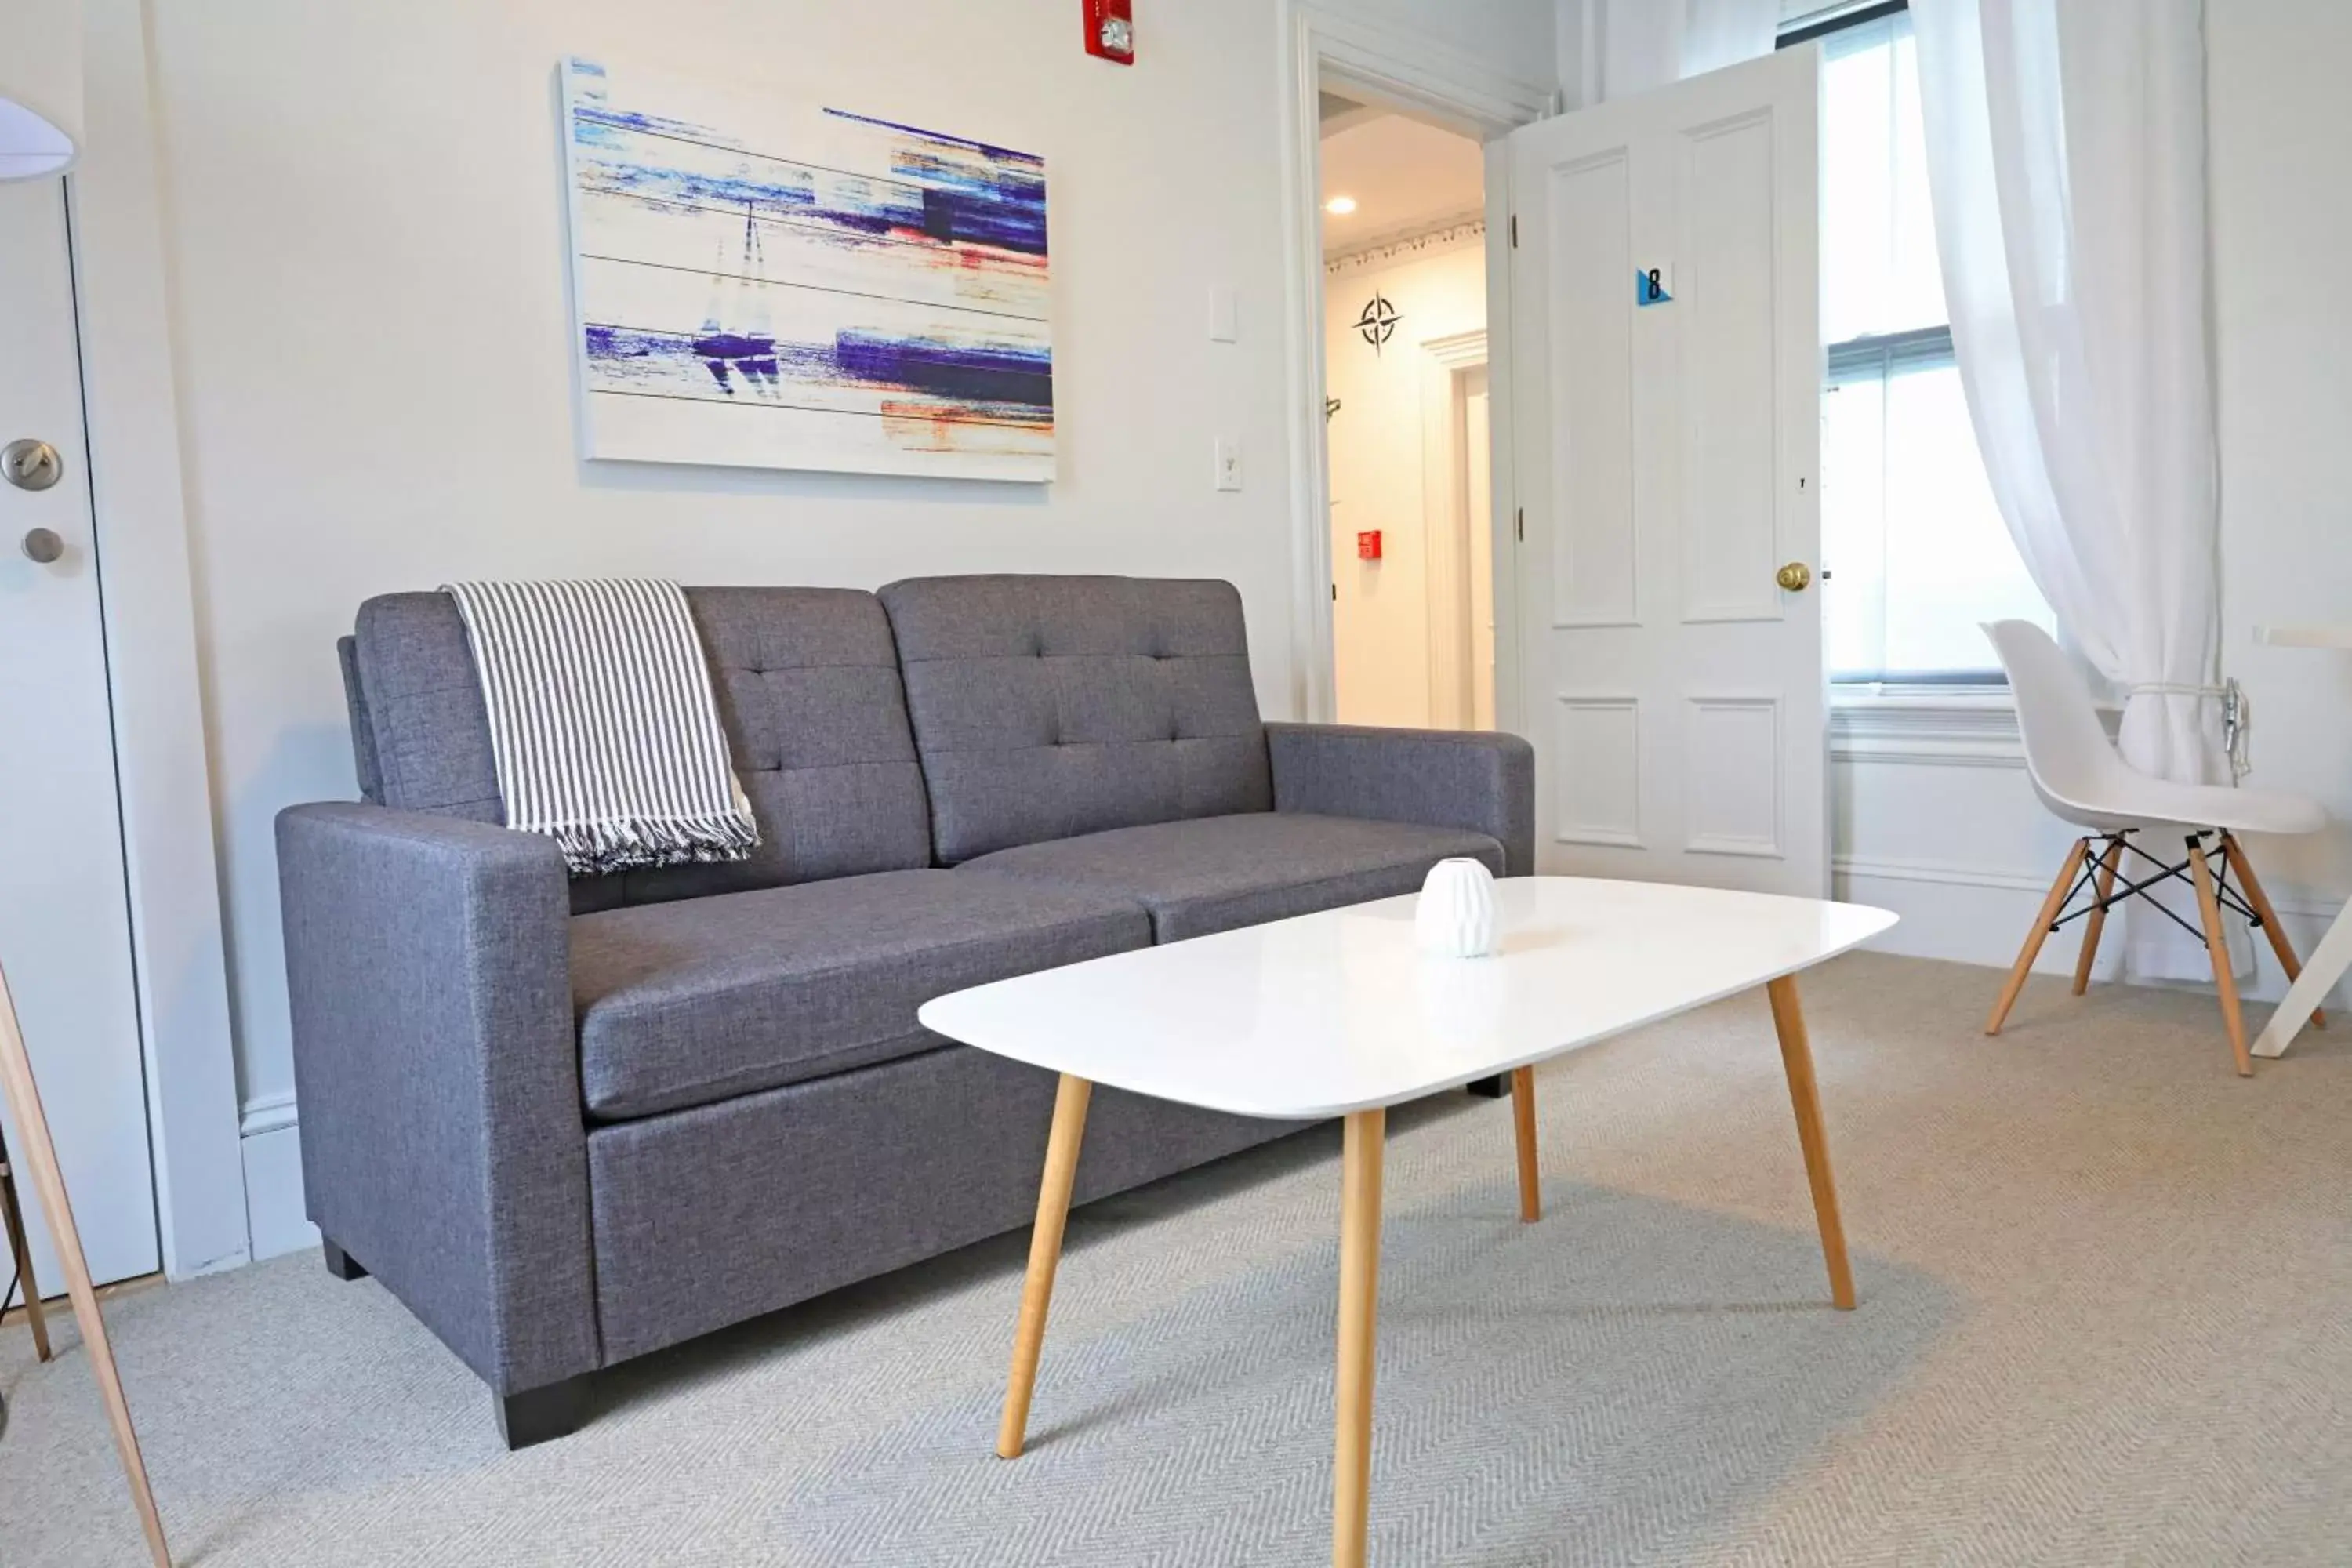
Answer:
[1830,687,2025,769]
[1830,685,2122,769]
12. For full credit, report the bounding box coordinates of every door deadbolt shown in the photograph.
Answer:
[1775,561,1813,592]
[2,439,62,492]
[21,528,64,564]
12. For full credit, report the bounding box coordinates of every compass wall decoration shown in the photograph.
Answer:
[1353,292,1402,354]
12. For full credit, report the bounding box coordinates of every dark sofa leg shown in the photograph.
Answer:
[1466,1074,1508,1099]
[321,1237,368,1281]
[497,1374,593,1450]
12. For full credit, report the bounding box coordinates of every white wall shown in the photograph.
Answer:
[1832,0,2352,1016]
[1324,230,1487,726]
[130,0,1557,1254]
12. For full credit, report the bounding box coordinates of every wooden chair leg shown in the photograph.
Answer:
[0,964,170,1566]
[1986,839,2089,1035]
[1332,1107,1385,1568]
[2190,837,2253,1077]
[0,1152,52,1361]
[1509,1065,1540,1222]
[997,1073,1093,1460]
[1766,976,1856,1310]
[2223,833,2325,1029]
[2072,838,2123,996]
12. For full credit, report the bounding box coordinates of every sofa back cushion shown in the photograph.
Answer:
[346,588,933,909]
[878,575,1271,863]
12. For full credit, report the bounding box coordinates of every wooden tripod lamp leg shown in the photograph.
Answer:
[0,963,170,1567]
[0,1149,52,1361]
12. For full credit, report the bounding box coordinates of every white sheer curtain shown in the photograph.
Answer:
[1592,0,1780,100]
[1913,0,2227,979]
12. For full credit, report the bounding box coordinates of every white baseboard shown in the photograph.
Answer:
[1835,855,2349,1009]
[238,1091,316,1262]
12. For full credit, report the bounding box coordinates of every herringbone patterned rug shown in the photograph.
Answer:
[6,953,2350,1565]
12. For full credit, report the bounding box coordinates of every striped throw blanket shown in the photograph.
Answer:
[442,579,759,876]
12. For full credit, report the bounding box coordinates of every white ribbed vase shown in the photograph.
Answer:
[1414,857,1498,959]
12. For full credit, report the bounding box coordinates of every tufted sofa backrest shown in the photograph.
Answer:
[342,587,934,913]
[877,575,1272,863]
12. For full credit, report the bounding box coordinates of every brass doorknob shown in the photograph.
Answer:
[1775,561,1813,592]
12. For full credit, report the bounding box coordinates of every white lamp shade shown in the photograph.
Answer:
[0,0,83,181]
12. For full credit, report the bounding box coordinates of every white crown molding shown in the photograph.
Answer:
[1325,216,1486,274]
[1421,326,1488,369]
[1294,4,1559,133]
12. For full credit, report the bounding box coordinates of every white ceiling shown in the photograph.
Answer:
[1319,109,1485,258]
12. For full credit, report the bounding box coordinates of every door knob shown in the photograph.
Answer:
[21,528,64,564]
[2,439,62,492]
[1775,561,1813,592]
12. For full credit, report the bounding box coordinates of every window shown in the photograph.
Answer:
[1800,6,2053,685]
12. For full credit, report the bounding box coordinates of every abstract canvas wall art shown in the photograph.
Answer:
[561,59,1054,482]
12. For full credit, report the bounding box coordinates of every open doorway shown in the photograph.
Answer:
[1317,95,1494,730]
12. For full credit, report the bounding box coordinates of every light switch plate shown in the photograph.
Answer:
[1209,287,1239,343]
[1214,437,1243,492]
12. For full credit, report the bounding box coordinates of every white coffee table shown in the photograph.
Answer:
[919,876,1896,1568]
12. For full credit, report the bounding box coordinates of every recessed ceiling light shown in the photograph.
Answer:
[1325,195,1357,216]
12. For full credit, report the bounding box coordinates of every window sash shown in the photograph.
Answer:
[1796,0,2026,689]
[1826,322,1955,383]
[1822,325,2013,686]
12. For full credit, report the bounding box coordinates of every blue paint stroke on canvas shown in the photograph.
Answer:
[563,59,1054,477]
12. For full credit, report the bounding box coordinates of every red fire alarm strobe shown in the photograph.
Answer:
[1356,530,1382,561]
[1085,0,1135,64]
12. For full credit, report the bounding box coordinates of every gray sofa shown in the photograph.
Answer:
[278,575,1533,1447]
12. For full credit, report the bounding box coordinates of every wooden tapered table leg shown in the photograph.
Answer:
[997,1073,1094,1460]
[1332,1107,1385,1568]
[1509,1066,1540,1223]
[1765,976,1855,1311]
[1986,839,2088,1035]
[0,964,169,1567]
[2224,833,2326,1030]
[2072,838,2123,996]
[2189,839,2254,1077]
[0,1148,52,1361]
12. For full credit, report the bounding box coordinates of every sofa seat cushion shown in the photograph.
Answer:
[571,870,1151,1120]
[956,812,1505,943]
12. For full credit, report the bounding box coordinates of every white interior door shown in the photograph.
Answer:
[0,179,162,1291]
[1508,46,1824,895]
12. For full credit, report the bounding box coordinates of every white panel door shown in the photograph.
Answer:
[1508,46,1824,895]
[0,180,162,1289]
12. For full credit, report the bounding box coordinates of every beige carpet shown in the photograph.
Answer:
[5,953,2350,1566]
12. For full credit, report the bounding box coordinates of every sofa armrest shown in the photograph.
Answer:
[1265,722,1536,877]
[276,802,596,1396]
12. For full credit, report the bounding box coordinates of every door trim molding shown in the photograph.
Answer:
[1419,329,1488,728]
[60,0,250,1279]
[1276,2,1552,721]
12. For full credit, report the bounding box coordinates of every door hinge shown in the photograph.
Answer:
[1515,507,1524,542]
[1330,583,1338,602]
[1509,214,1519,248]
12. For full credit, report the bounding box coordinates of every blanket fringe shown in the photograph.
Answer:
[549,810,761,877]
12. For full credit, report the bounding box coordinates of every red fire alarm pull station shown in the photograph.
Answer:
[1357,530,1382,561]
[1085,0,1135,64]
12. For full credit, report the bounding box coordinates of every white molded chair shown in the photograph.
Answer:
[1983,620,2328,1074]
